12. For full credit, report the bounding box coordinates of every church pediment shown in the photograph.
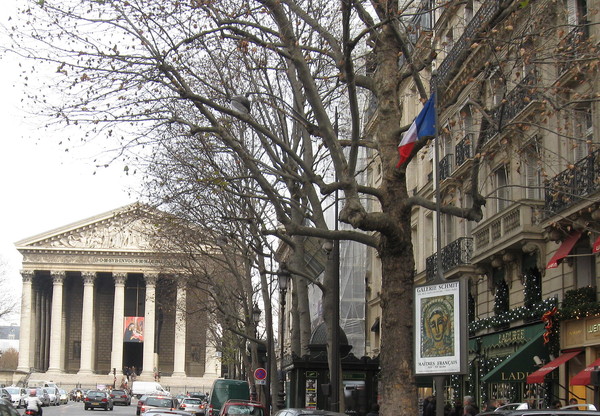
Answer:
[16,203,159,252]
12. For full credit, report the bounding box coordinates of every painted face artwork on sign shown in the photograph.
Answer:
[421,295,454,357]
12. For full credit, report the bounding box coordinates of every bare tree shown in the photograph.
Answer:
[13,0,599,414]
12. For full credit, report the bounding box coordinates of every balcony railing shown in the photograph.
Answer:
[544,148,600,217]
[439,154,454,181]
[426,237,473,281]
[455,134,474,168]
[480,72,539,144]
[436,0,501,89]
[558,24,590,74]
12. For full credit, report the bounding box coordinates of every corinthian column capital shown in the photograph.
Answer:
[51,271,66,284]
[21,270,34,283]
[113,273,127,286]
[144,273,158,286]
[82,272,96,285]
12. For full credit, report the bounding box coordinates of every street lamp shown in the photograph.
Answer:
[277,264,291,409]
[251,303,261,402]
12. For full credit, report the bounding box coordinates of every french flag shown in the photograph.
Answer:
[396,94,436,168]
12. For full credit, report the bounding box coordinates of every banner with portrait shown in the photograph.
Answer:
[123,316,144,343]
[414,280,467,375]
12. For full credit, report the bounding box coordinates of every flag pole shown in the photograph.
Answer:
[432,72,444,284]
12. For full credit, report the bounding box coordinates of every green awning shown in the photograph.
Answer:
[481,330,548,383]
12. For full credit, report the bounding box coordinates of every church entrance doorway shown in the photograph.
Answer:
[123,342,143,375]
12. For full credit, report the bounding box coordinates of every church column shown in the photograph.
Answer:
[204,326,220,376]
[47,271,65,373]
[78,272,96,375]
[110,273,127,375]
[17,270,34,372]
[172,277,187,377]
[141,273,157,377]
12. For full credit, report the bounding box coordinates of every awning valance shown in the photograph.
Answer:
[546,231,582,269]
[570,358,600,386]
[481,330,547,383]
[526,350,582,384]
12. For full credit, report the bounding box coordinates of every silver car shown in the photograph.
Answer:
[178,398,205,416]
[43,387,60,406]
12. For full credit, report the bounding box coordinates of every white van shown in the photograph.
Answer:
[131,381,169,398]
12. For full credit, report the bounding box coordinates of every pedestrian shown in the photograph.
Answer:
[448,399,462,416]
[569,398,579,409]
[463,396,479,414]
[549,400,562,409]
[423,396,436,416]
[366,404,379,416]
[463,405,478,416]
[483,399,497,412]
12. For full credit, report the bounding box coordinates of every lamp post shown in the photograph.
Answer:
[252,303,261,402]
[277,264,291,409]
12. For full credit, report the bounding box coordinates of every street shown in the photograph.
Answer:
[19,401,137,416]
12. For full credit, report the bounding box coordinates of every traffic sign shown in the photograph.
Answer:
[254,367,267,380]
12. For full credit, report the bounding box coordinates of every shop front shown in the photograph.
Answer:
[558,316,600,405]
[473,323,549,405]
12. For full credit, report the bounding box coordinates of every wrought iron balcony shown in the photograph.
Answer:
[544,148,600,217]
[436,0,501,89]
[455,134,473,168]
[558,24,590,75]
[439,154,454,181]
[480,72,539,145]
[426,237,473,281]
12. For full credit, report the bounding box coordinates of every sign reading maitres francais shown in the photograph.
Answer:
[414,280,467,375]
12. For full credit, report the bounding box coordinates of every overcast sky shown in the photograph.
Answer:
[0,1,138,324]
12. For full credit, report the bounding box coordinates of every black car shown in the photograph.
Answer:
[84,390,114,411]
[109,390,131,406]
[273,409,347,416]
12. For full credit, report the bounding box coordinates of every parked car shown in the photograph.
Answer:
[144,409,191,416]
[34,388,50,407]
[188,393,207,401]
[4,387,25,408]
[110,389,131,406]
[44,387,60,406]
[218,400,265,416]
[137,395,149,416]
[272,410,347,416]
[0,398,20,416]
[178,398,206,416]
[84,390,114,411]
[58,389,69,405]
[140,395,180,415]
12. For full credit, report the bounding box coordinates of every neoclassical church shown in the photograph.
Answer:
[15,204,220,388]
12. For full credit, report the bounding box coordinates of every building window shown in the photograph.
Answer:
[574,243,595,288]
[493,269,509,316]
[566,0,588,26]
[523,138,543,200]
[442,213,455,247]
[571,104,592,163]
[493,165,510,213]
[522,255,542,308]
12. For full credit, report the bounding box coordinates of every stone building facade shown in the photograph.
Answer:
[15,204,220,388]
